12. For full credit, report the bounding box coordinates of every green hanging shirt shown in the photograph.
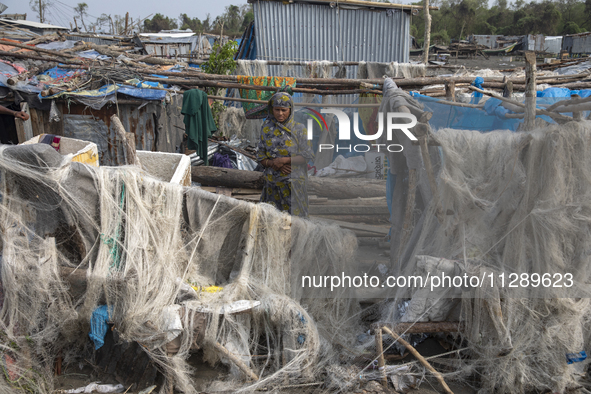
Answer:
[181,89,217,166]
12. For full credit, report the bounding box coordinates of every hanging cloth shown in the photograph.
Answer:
[182,89,217,166]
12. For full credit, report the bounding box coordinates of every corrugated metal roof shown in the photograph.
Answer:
[65,35,120,46]
[142,36,199,44]
[140,32,196,39]
[253,1,409,64]
[0,18,68,30]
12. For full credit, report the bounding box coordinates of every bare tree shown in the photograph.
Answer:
[74,2,88,31]
[29,0,51,23]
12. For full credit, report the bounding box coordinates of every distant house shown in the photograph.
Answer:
[0,18,68,36]
[237,0,424,64]
[562,32,591,56]
[469,34,550,52]
[139,31,228,62]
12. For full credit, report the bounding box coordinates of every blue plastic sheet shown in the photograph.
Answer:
[537,87,591,99]
[408,77,591,132]
[76,50,110,60]
[43,66,81,80]
[410,92,523,132]
[117,85,167,100]
[537,87,591,118]
[566,351,587,364]
[471,76,484,104]
[89,305,112,350]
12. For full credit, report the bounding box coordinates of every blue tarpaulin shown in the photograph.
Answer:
[410,92,523,132]
[410,80,591,132]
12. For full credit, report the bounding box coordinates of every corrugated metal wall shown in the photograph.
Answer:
[471,35,502,49]
[524,35,545,52]
[59,100,185,166]
[544,36,562,54]
[572,33,591,54]
[253,1,409,64]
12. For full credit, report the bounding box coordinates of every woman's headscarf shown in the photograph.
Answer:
[268,92,295,132]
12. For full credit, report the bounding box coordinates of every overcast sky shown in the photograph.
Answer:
[3,0,257,28]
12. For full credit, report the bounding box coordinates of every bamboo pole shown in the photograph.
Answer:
[381,326,455,394]
[207,95,384,107]
[143,76,383,95]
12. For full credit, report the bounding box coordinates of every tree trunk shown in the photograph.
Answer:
[422,0,432,64]
[191,166,265,189]
[524,51,537,130]
[190,166,388,199]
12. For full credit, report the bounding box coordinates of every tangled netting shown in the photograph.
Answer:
[382,121,591,393]
[4,120,591,394]
[0,144,360,393]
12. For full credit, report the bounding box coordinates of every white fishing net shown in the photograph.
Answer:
[0,143,361,393]
[383,120,591,393]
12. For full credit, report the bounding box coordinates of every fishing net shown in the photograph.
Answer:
[0,143,361,393]
[382,120,591,393]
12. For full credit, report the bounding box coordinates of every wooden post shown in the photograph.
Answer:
[503,81,513,99]
[29,108,45,137]
[15,102,33,143]
[422,0,431,64]
[571,94,582,121]
[445,80,455,102]
[523,51,537,130]
[382,326,455,394]
[375,328,388,388]
[73,17,78,31]
[110,115,141,166]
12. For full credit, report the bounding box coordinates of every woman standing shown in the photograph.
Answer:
[257,92,314,217]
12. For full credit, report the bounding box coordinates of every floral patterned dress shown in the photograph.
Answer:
[257,93,314,217]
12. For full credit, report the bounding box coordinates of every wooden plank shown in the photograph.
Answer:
[232,194,260,202]
[29,107,44,136]
[216,186,232,197]
[313,217,390,236]
[14,102,33,143]
[309,205,390,215]
[231,188,262,195]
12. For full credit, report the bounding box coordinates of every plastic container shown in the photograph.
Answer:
[21,134,99,167]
